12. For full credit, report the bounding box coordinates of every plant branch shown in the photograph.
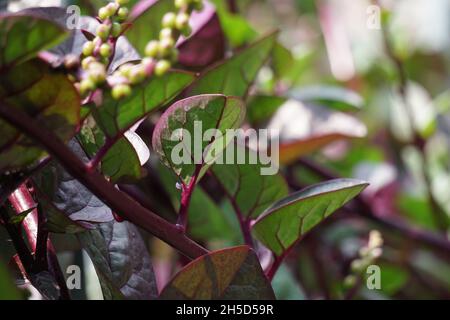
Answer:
[0,101,208,260]
[177,164,202,231]
[8,184,70,299]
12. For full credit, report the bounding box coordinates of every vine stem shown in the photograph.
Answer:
[177,165,201,231]
[8,184,71,299]
[0,101,208,260]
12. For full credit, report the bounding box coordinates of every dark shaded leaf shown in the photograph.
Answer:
[252,179,368,256]
[160,246,275,299]
[0,258,22,299]
[78,219,158,300]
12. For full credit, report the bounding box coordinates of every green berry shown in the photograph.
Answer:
[145,40,160,58]
[175,0,189,9]
[79,79,96,95]
[159,37,175,56]
[98,7,110,20]
[96,24,111,41]
[99,43,112,57]
[81,56,96,69]
[175,12,190,30]
[117,7,129,21]
[128,65,146,84]
[118,63,133,77]
[180,25,192,37]
[111,22,122,37]
[159,28,173,40]
[112,84,132,100]
[162,12,177,28]
[141,57,154,69]
[154,59,171,76]
[169,48,179,62]
[192,0,204,11]
[82,41,95,56]
[106,2,119,15]
[116,0,129,5]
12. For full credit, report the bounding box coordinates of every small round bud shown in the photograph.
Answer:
[81,56,96,69]
[116,0,129,5]
[79,79,96,95]
[169,48,179,62]
[154,59,171,76]
[350,259,364,273]
[159,37,175,56]
[98,7,110,20]
[344,275,357,288]
[141,57,155,71]
[111,22,122,37]
[175,12,190,30]
[159,28,173,40]
[145,40,160,58]
[192,0,204,11]
[106,2,119,15]
[117,7,129,21]
[118,63,133,77]
[64,54,79,69]
[99,43,112,57]
[82,41,95,56]
[180,25,192,37]
[96,24,111,41]
[87,62,106,83]
[175,0,189,9]
[162,12,177,28]
[128,65,146,84]
[112,84,132,100]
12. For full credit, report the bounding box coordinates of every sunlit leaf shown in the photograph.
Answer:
[0,13,68,69]
[160,246,275,299]
[0,59,80,173]
[189,32,277,97]
[152,94,245,185]
[252,179,368,256]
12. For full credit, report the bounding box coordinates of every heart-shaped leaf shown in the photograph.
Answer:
[32,140,115,234]
[0,13,68,69]
[212,144,288,219]
[152,94,245,185]
[0,59,80,173]
[159,246,275,299]
[252,179,368,256]
[92,70,195,139]
[78,219,158,300]
[188,32,277,97]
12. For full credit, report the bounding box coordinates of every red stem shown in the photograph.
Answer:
[177,165,202,231]
[0,101,208,259]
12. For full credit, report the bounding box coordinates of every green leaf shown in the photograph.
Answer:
[78,220,158,300]
[126,0,175,56]
[189,33,277,97]
[252,179,368,256]
[78,116,143,183]
[92,70,195,139]
[152,94,245,185]
[0,13,68,69]
[290,86,364,111]
[0,59,80,173]
[212,144,288,219]
[159,246,275,299]
[0,258,22,300]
